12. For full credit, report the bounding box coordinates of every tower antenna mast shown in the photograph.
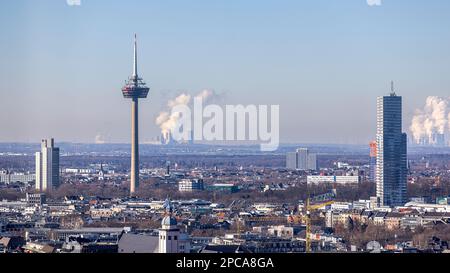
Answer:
[390,80,396,96]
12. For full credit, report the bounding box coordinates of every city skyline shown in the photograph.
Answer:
[1,1,450,145]
[3,0,450,262]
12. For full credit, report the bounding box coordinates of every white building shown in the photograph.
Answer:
[35,139,60,192]
[0,173,35,184]
[352,199,372,210]
[252,203,278,214]
[402,202,450,213]
[307,175,359,185]
[178,178,204,192]
[267,225,294,239]
[330,202,352,211]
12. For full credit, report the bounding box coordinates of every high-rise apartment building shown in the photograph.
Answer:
[286,152,297,170]
[35,138,60,192]
[376,86,407,207]
[286,148,318,171]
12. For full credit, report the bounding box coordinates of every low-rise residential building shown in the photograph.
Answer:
[307,175,359,185]
[373,211,388,226]
[26,193,46,206]
[0,173,35,184]
[205,183,239,193]
[385,212,403,230]
[401,212,423,230]
[90,208,116,219]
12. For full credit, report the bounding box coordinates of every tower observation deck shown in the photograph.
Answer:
[122,34,150,99]
[121,34,150,196]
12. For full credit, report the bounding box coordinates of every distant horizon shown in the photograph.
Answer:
[0,141,369,147]
[1,140,450,149]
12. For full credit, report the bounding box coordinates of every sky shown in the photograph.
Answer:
[1,0,450,144]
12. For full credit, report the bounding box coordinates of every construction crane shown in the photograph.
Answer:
[304,190,336,253]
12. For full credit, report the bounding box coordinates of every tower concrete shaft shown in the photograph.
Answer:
[130,98,139,195]
[122,34,150,197]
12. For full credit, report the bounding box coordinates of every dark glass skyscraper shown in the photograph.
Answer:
[376,88,408,207]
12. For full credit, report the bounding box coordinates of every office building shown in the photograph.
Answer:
[178,179,204,192]
[35,138,60,192]
[376,85,408,207]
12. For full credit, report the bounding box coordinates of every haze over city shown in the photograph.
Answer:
[1,0,450,145]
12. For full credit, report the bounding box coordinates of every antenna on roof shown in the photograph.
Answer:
[390,80,396,96]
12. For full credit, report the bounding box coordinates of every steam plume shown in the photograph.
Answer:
[410,96,450,145]
[156,90,216,135]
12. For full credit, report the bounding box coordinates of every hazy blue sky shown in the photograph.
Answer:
[1,0,450,144]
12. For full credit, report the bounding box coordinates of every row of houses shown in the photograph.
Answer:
[326,209,450,230]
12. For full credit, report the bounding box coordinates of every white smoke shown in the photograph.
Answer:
[94,134,106,144]
[367,0,382,6]
[448,111,450,134]
[167,93,191,109]
[156,90,216,135]
[196,89,214,101]
[410,96,450,145]
[66,0,81,6]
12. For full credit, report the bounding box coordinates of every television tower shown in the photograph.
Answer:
[121,34,150,196]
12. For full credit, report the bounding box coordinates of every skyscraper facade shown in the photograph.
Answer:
[35,138,60,192]
[376,90,408,207]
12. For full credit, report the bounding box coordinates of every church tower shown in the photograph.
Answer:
[158,199,181,253]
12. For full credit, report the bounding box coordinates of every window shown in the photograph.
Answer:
[168,236,171,240]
